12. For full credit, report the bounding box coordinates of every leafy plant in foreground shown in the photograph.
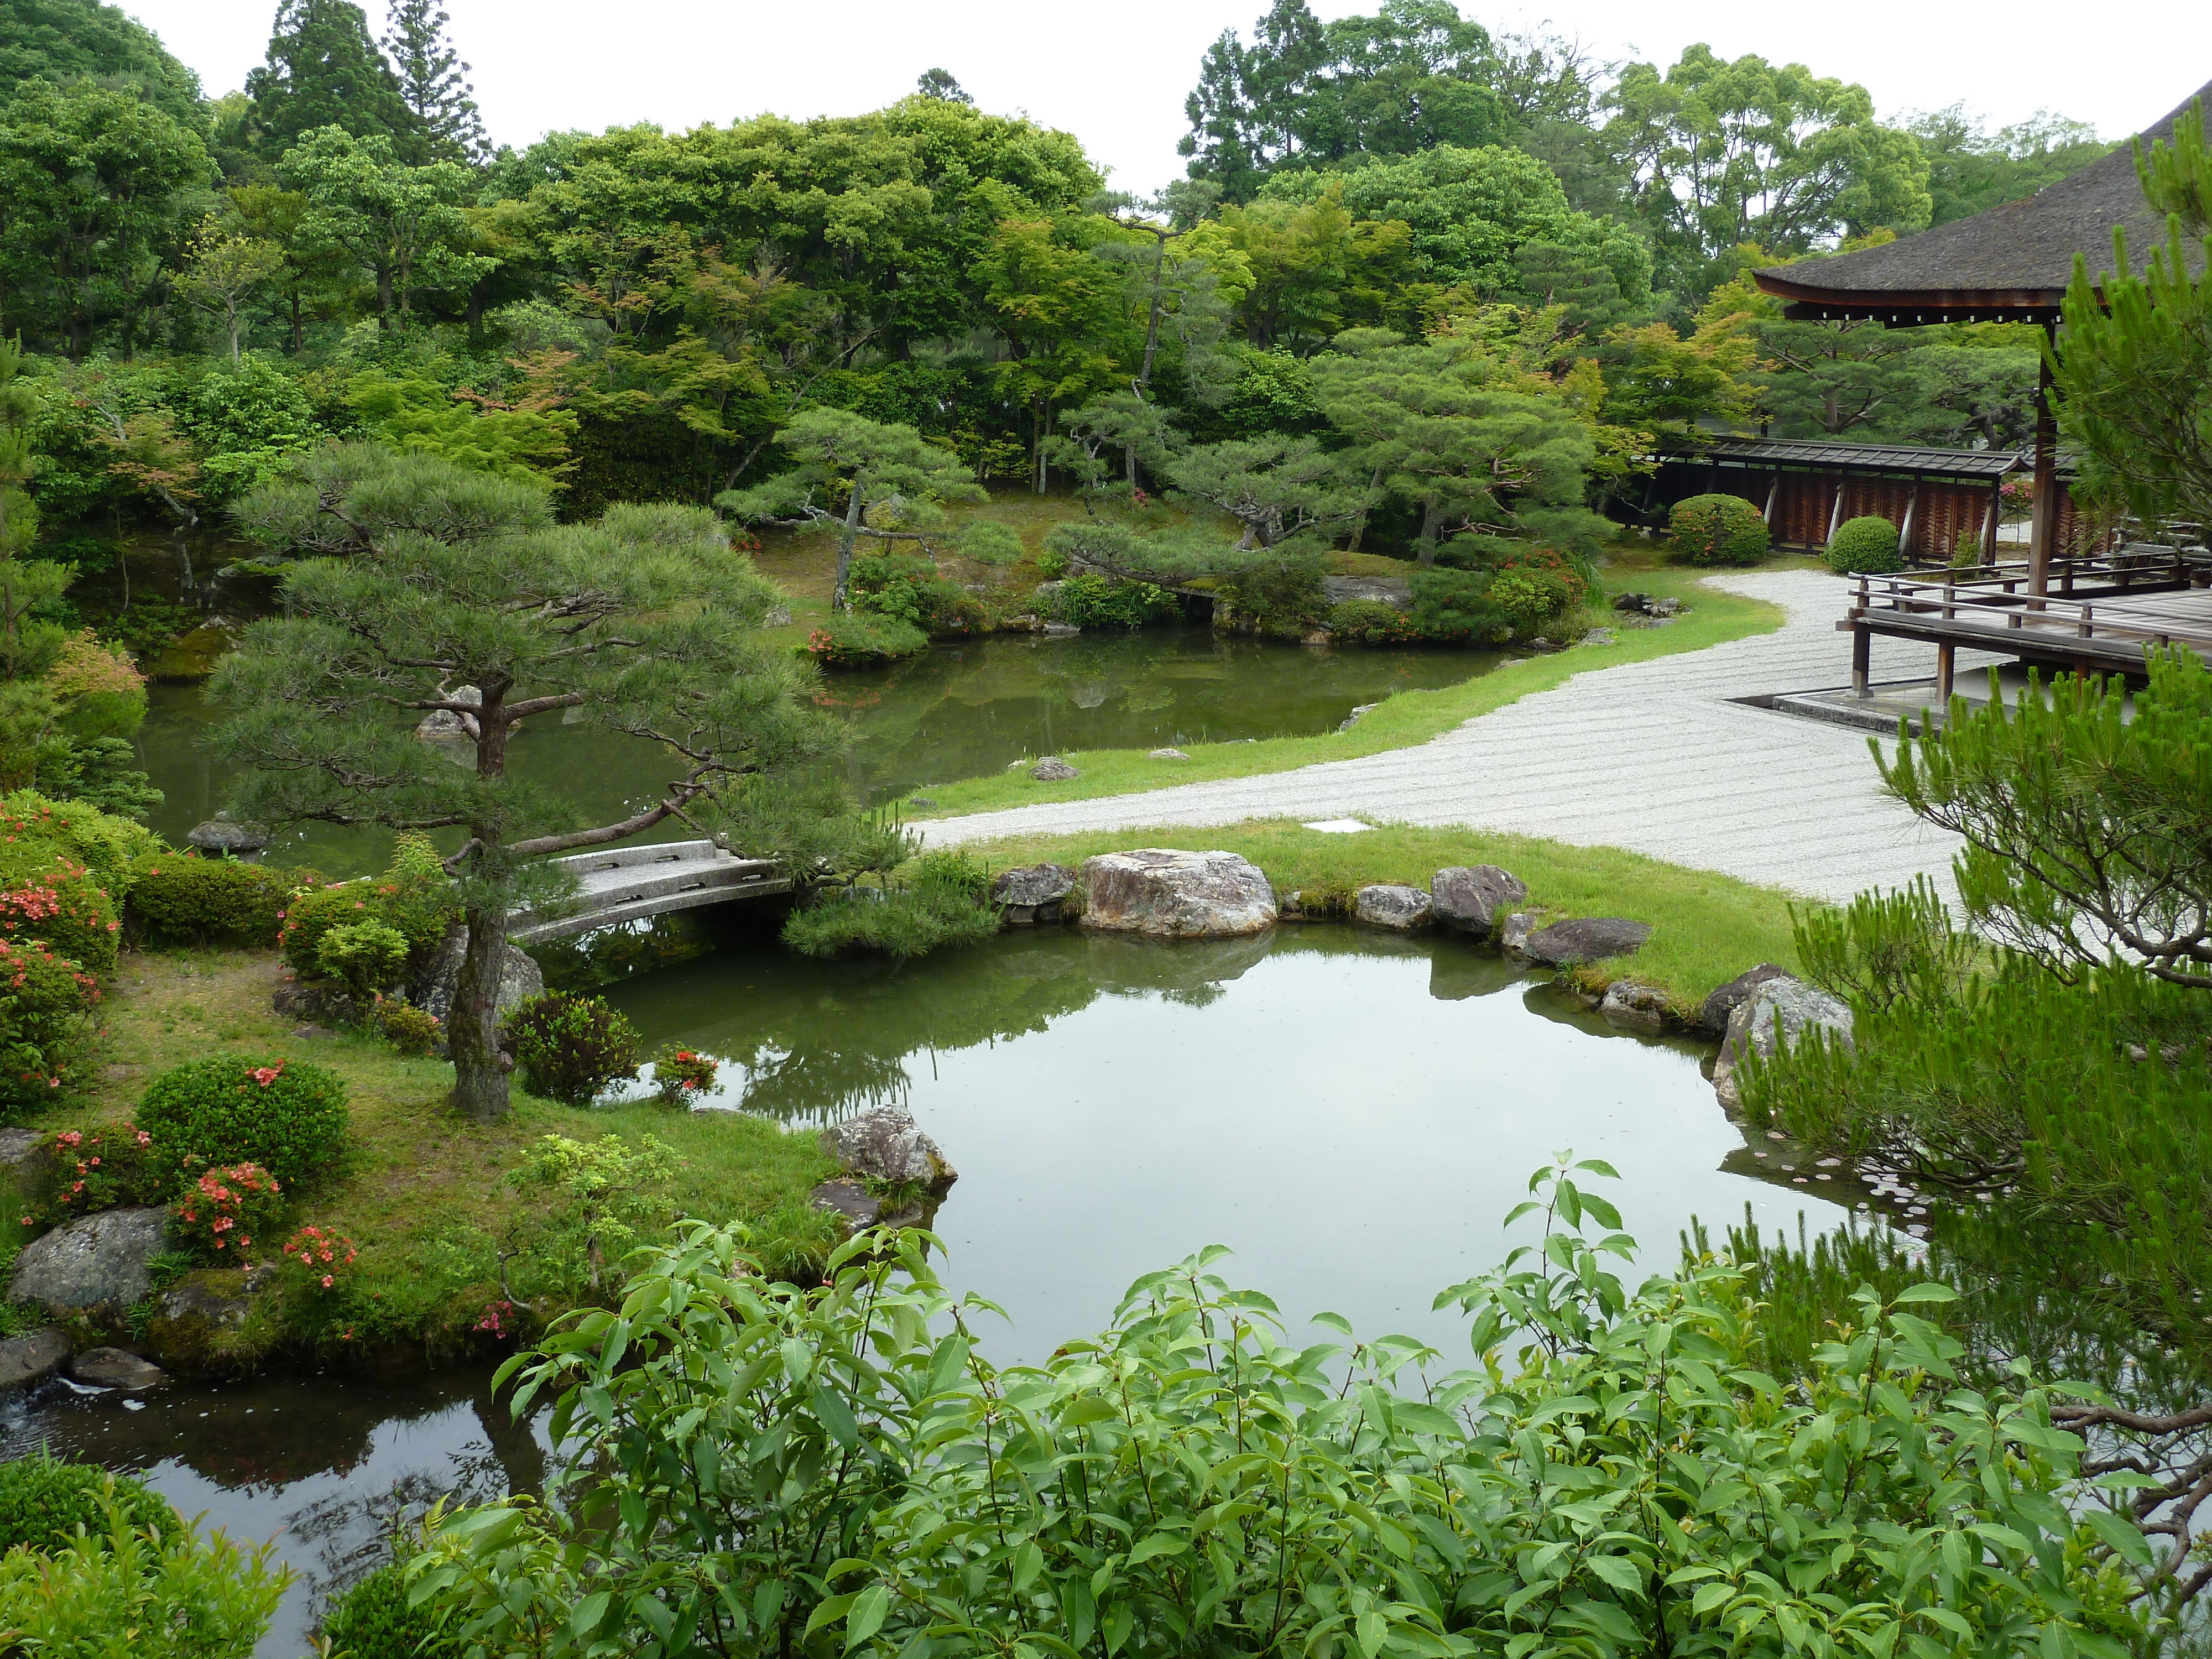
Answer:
[411,1158,2152,1659]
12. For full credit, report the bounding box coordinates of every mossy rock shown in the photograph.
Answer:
[142,1267,276,1375]
[148,622,239,681]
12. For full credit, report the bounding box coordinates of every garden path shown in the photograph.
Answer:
[919,570,1997,906]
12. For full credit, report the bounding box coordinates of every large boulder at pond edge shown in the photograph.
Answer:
[1710,975,1855,1115]
[414,922,546,1024]
[0,1328,70,1391]
[823,1105,957,1194]
[1518,917,1652,967]
[186,815,270,855]
[1697,963,1792,1037]
[1355,884,1432,930]
[992,863,1077,926]
[1079,849,1277,938]
[1430,866,1527,936]
[9,1207,174,1314]
[142,1269,268,1376]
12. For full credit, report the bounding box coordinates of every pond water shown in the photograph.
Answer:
[131,627,1491,870]
[4,927,1854,1653]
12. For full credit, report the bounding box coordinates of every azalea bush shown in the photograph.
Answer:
[279,835,457,983]
[806,611,930,668]
[368,994,444,1056]
[135,1056,351,1191]
[0,854,121,972]
[18,1120,161,1230]
[0,1453,176,1552]
[276,1222,358,1293]
[316,918,412,1001]
[412,1160,2156,1659]
[1668,492,1769,565]
[171,1160,284,1262]
[123,853,310,947]
[504,992,641,1105]
[649,1043,718,1105]
[0,936,100,1118]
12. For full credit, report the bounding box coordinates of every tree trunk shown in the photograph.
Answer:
[376,263,394,328]
[832,470,867,610]
[289,289,304,354]
[1416,498,1443,567]
[447,896,513,1121]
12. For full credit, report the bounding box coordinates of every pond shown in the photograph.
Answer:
[130,626,1493,870]
[5,927,1850,1653]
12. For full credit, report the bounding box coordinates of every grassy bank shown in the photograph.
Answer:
[954,818,1805,1009]
[900,554,1790,819]
[9,948,838,1359]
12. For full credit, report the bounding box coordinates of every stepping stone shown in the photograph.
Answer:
[1302,818,1373,834]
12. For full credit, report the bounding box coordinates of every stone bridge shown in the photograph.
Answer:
[509,838,790,946]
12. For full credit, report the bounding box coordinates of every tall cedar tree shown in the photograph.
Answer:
[244,0,414,156]
[213,445,836,1121]
[379,0,487,166]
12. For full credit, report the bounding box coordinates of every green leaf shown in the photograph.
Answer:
[1585,1555,1642,1595]
[847,1584,889,1649]
[1129,1531,1189,1566]
[2082,1508,2155,1567]
[1104,1601,1135,1657]
[1892,1282,1958,1305]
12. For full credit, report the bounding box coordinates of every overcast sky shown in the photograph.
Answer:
[123,0,2212,193]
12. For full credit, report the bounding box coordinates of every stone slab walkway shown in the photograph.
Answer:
[921,570,1996,906]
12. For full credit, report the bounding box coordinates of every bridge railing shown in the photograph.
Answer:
[509,838,789,946]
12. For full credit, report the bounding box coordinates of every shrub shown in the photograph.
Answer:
[1440,536,1598,612]
[0,938,100,1118]
[1668,492,1770,565]
[1827,513,1905,574]
[0,791,163,894]
[806,611,928,668]
[1047,572,1179,629]
[504,992,641,1105]
[650,1044,719,1105]
[783,852,1000,960]
[367,995,443,1056]
[1211,545,1327,629]
[280,837,456,980]
[0,1453,177,1552]
[317,919,411,1000]
[1406,566,1509,643]
[171,1160,284,1263]
[124,854,309,947]
[0,855,119,972]
[20,1121,163,1228]
[1326,598,1411,642]
[1032,542,1071,580]
[1488,567,1574,638]
[851,551,990,637]
[45,629,149,740]
[276,1223,358,1294]
[321,1563,457,1659]
[1952,529,1983,567]
[954,521,1024,566]
[0,1493,284,1657]
[137,1056,351,1191]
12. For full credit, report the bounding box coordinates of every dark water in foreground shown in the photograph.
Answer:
[132,627,1491,870]
[2,929,1849,1652]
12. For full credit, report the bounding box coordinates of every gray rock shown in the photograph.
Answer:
[763,603,792,627]
[0,1126,43,1168]
[1499,910,1541,954]
[1430,865,1527,936]
[1322,575,1412,607]
[992,862,1077,926]
[823,1105,957,1192]
[1519,917,1652,967]
[1041,622,1082,639]
[10,1207,173,1313]
[1711,975,1855,1115]
[907,796,936,808]
[1599,980,1672,1030]
[1079,849,1277,938]
[1582,628,1616,646]
[1339,702,1381,732]
[143,1269,265,1375]
[68,1347,168,1391]
[1698,964,1792,1036]
[186,816,270,854]
[1149,748,1189,760]
[1354,884,1432,930]
[811,1178,935,1235]
[0,1328,69,1391]
[1029,757,1079,781]
[416,922,545,1025]
[1611,592,1648,613]
[415,684,483,741]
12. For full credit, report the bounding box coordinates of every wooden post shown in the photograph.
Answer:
[1851,622,1871,697]
[1828,475,1846,545]
[1936,641,1955,702]
[1900,481,1920,559]
[1764,471,1780,526]
[2028,325,2058,598]
[1983,480,2002,565]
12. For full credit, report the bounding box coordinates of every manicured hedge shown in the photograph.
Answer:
[137,1056,351,1191]
[1826,514,1905,574]
[1668,493,1769,566]
[125,855,311,947]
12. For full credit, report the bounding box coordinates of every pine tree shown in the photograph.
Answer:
[244,0,413,155]
[380,0,487,165]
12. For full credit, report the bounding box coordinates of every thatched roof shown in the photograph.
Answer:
[1755,79,2211,324]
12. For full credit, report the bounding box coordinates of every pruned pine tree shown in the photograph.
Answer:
[214,445,838,1122]
[716,409,983,608]
[379,0,489,165]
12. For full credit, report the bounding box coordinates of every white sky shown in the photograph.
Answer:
[122,0,2212,195]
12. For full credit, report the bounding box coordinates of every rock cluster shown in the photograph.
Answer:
[813,1106,960,1237]
[413,922,546,1024]
[186,815,270,854]
[1611,592,1684,618]
[1354,884,1431,930]
[1517,916,1652,967]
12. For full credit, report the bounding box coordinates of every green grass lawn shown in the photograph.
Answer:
[950,819,1804,1012]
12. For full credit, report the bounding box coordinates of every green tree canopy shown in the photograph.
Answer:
[0,0,205,131]
[244,0,414,157]
[1908,106,2112,228]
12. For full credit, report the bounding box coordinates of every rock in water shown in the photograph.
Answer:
[1030,757,1079,781]
[0,1329,69,1391]
[1711,976,1855,1115]
[1599,980,1671,1030]
[68,1347,168,1390]
[1517,917,1652,966]
[990,863,1077,926]
[1498,910,1540,955]
[1354,884,1432,930]
[10,1207,173,1313]
[1430,866,1527,936]
[143,1269,265,1376]
[1078,849,1277,938]
[823,1105,958,1192]
[186,815,270,854]
[414,922,545,1024]
[1697,963,1792,1036]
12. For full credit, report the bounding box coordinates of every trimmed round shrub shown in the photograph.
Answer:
[1048,572,1179,630]
[0,938,100,1119]
[125,855,315,947]
[1668,494,1770,566]
[317,919,411,999]
[368,995,443,1056]
[0,854,119,973]
[1826,514,1905,575]
[504,991,641,1105]
[321,1564,457,1659]
[0,1453,178,1552]
[136,1056,351,1191]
